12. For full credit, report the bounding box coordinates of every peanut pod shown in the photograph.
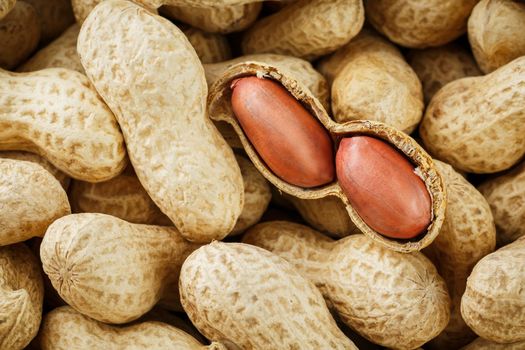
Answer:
[420,57,525,173]
[461,338,525,350]
[0,0,15,20]
[242,0,364,60]
[23,0,75,44]
[0,159,71,246]
[0,68,127,182]
[78,0,244,243]
[39,306,226,350]
[209,61,446,252]
[40,213,201,324]
[182,26,232,64]
[243,222,451,349]
[461,236,525,343]
[0,243,44,350]
[478,161,525,246]
[180,241,357,349]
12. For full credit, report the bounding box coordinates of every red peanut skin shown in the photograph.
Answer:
[231,76,335,188]
[336,136,431,239]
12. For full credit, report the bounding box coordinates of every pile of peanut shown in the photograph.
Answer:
[1,0,524,349]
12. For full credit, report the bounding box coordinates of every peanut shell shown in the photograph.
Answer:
[0,0,15,19]
[462,338,525,350]
[182,26,232,64]
[24,0,74,43]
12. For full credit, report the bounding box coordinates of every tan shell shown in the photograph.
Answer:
[40,213,201,324]
[182,27,231,64]
[461,236,525,343]
[78,0,244,243]
[478,162,525,246]
[420,56,525,173]
[39,306,226,350]
[242,0,364,61]
[286,195,359,238]
[69,166,171,226]
[0,151,70,189]
[320,29,423,134]
[462,338,525,350]
[424,160,496,349]
[407,43,482,104]
[230,155,271,235]
[0,159,71,246]
[365,0,479,48]
[0,244,44,350]
[179,241,357,349]
[18,24,84,73]
[0,68,127,182]
[0,1,40,69]
[468,0,525,73]
[0,0,15,20]
[23,0,75,43]
[209,61,446,252]
[161,2,261,33]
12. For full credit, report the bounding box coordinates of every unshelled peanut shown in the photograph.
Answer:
[182,26,232,64]
[23,0,74,43]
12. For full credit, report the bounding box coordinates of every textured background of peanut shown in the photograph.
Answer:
[0,0,524,349]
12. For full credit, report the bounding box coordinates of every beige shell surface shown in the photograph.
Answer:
[0,244,44,350]
[324,29,423,134]
[0,159,71,246]
[0,150,70,189]
[407,43,482,104]
[161,2,261,33]
[229,155,271,235]
[23,0,75,43]
[78,0,244,243]
[462,338,525,350]
[287,195,359,238]
[69,166,171,226]
[179,241,357,349]
[425,160,496,349]
[0,68,127,182]
[40,213,201,324]
[0,1,40,69]
[0,0,15,20]
[40,306,226,350]
[208,61,446,252]
[479,162,525,246]
[243,222,451,349]
[242,0,364,61]
[18,24,84,73]
[365,0,479,48]
[182,27,231,64]
[71,0,101,23]
[468,0,525,73]
[461,237,525,343]
[420,57,525,174]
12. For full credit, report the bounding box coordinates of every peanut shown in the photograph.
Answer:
[161,2,261,34]
[478,161,525,246]
[407,43,482,104]
[365,0,479,48]
[23,0,74,44]
[18,24,84,73]
[231,76,335,188]
[180,241,358,349]
[40,213,201,324]
[336,136,432,239]
[0,159,70,246]
[424,160,496,349]
[0,0,15,20]
[0,151,70,189]
[420,56,525,173]
[0,243,44,350]
[242,0,364,60]
[0,1,40,69]
[0,68,127,182]
[462,338,525,350]
[319,29,423,134]
[182,26,232,64]
[39,306,226,350]
[78,0,244,242]
[468,0,525,73]
[461,236,525,343]
[242,222,451,349]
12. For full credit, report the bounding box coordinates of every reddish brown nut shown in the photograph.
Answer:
[230,76,334,188]
[336,136,431,239]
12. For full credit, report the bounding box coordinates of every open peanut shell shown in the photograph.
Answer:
[208,62,446,252]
